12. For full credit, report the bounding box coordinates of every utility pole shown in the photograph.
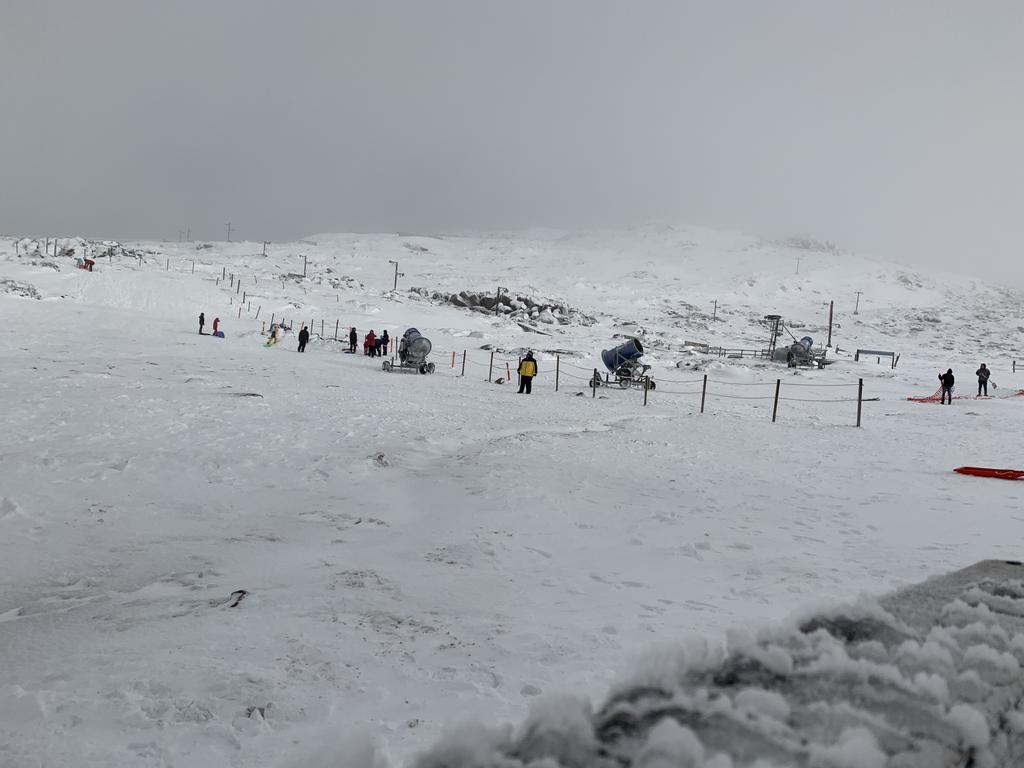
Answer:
[186,226,191,242]
[827,300,834,347]
[854,291,863,315]
[495,286,507,314]
[711,299,718,321]
[388,259,403,291]
[795,256,802,275]
[225,222,233,242]
[178,229,184,242]
[262,241,270,256]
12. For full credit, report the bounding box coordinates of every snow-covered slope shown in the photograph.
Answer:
[1,226,1023,767]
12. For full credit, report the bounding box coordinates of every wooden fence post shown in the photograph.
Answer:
[506,361,511,380]
[242,291,246,303]
[555,355,560,391]
[222,267,226,280]
[320,319,324,337]
[165,258,169,270]
[593,368,598,398]
[643,376,650,406]
[700,374,708,413]
[1015,360,1017,373]
[461,350,467,376]
[237,306,241,318]
[856,378,864,427]
[334,319,339,340]
[191,261,195,274]
[488,350,494,382]
[270,313,275,326]
[772,379,781,422]
[255,305,260,319]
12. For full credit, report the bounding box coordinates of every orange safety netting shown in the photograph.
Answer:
[907,387,1024,403]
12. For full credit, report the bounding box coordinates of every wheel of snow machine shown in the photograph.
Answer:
[426,363,436,374]
[648,380,656,390]
[419,363,429,374]
[618,377,632,389]
[382,361,393,372]
[590,376,603,388]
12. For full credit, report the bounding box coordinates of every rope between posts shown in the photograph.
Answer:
[651,376,706,384]
[706,393,777,401]
[777,381,858,388]
[778,396,861,403]
[649,387,703,396]
[706,379,776,387]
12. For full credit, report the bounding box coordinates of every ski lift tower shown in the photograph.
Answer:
[763,314,783,357]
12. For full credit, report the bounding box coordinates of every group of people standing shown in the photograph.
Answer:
[358,330,389,357]
[937,364,991,404]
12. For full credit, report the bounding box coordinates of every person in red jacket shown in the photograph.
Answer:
[364,330,376,356]
[212,317,220,335]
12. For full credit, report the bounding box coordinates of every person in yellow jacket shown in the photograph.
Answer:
[518,352,537,394]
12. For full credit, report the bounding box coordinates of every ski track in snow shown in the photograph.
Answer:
[2,228,1024,766]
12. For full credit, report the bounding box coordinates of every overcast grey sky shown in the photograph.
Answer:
[2,1,1022,280]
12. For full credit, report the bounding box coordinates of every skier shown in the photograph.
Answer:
[298,325,310,353]
[518,351,538,394]
[364,330,377,357]
[212,317,220,336]
[938,368,955,405]
[199,312,205,335]
[381,330,390,356]
[348,327,357,354]
[976,363,991,396]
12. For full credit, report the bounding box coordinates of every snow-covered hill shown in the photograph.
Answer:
[1,226,1023,767]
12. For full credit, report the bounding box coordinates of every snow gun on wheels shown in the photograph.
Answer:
[383,328,436,374]
[591,339,655,390]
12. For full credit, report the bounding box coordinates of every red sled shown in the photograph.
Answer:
[954,467,1024,481]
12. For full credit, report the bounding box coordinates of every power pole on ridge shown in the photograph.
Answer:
[388,260,403,291]
[225,222,233,242]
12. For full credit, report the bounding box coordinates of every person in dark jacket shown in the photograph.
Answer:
[381,330,390,356]
[199,312,205,334]
[939,369,955,404]
[298,325,310,353]
[976,363,990,396]
[349,327,357,354]
[518,352,537,394]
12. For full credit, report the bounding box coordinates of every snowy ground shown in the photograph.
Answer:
[1,227,1023,767]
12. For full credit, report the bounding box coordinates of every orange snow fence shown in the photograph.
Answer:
[908,387,1024,403]
[954,467,1024,481]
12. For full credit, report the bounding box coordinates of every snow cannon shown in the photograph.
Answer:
[592,338,654,390]
[601,339,644,371]
[383,327,436,374]
[799,336,813,351]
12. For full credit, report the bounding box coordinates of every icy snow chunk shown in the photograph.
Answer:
[948,703,990,748]
[810,727,886,768]
[513,694,597,767]
[635,719,706,768]
[733,688,790,722]
[913,672,950,703]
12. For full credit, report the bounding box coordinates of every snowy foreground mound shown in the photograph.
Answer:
[406,561,1024,768]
